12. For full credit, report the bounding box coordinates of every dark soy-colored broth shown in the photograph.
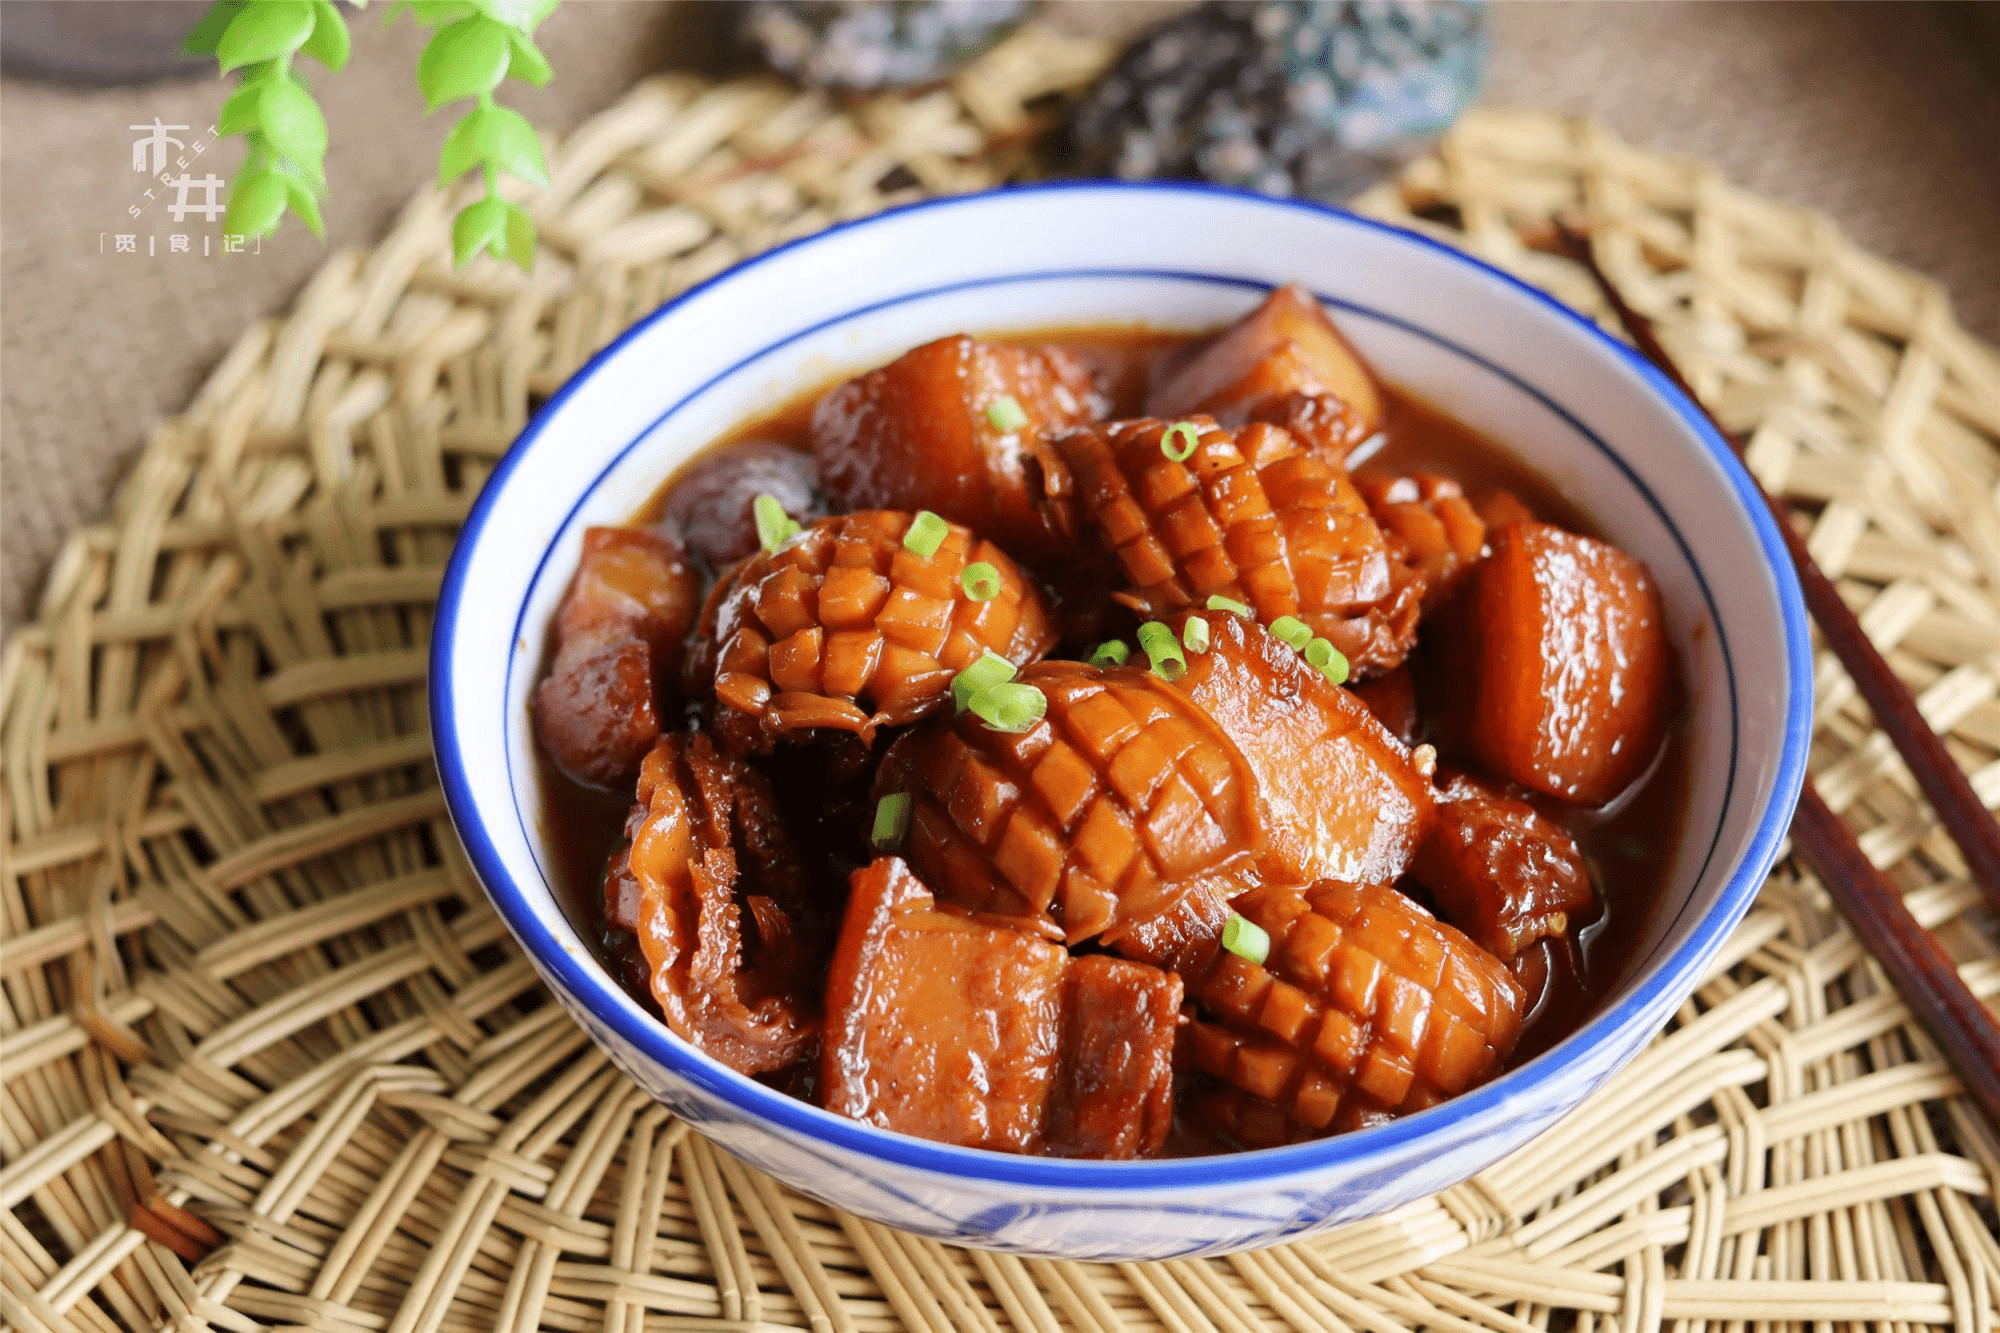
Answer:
[535,323,1690,1112]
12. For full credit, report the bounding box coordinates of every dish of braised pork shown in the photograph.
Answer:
[532,285,1685,1158]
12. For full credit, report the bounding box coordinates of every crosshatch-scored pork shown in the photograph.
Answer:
[1184,880,1525,1147]
[688,509,1057,753]
[537,284,1689,1159]
[1044,417,1422,678]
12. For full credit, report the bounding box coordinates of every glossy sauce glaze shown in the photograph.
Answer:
[535,302,1688,1156]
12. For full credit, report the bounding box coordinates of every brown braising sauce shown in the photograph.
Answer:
[535,321,1690,1149]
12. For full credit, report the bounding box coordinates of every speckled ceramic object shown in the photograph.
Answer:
[1072,0,1488,201]
[741,0,1029,90]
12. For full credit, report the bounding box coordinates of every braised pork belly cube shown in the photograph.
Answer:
[821,858,1180,1157]
[1431,522,1674,806]
[1184,881,1524,1140]
[1413,771,1597,965]
[1045,955,1183,1158]
[812,336,1109,565]
[534,526,700,789]
[1146,285,1384,455]
[686,509,1056,753]
[622,733,822,1075]
[1045,417,1420,678]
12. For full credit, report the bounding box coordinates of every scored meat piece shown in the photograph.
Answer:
[686,509,1056,753]
[1184,881,1525,1143]
[660,439,824,570]
[813,336,1110,565]
[1412,771,1597,965]
[534,526,700,789]
[1430,522,1675,806]
[875,660,1261,944]
[1355,472,1488,613]
[1171,610,1433,890]
[1147,285,1384,455]
[1045,417,1420,678]
[874,611,1433,952]
[821,858,1180,1157]
[625,733,822,1075]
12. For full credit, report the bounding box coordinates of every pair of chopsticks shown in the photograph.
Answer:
[1553,224,2000,1133]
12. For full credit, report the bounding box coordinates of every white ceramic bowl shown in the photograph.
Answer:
[431,183,1811,1261]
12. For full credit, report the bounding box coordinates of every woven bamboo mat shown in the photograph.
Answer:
[5,25,1999,1332]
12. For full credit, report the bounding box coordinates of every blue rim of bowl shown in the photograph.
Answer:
[430,180,1813,1191]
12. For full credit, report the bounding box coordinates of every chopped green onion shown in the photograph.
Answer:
[1268,615,1312,651]
[1206,594,1252,616]
[969,682,1047,733]
[1221,912,1271,966]
[754,493,801,552]
[960,561,1001,601]
[1136,621,1187,681]
[984,395,1029,432]
[903,510,948,559]
[1182,617,1210,653]
[1160,421,1200,463]
[1088,639,1131,667]
[951,650,1016,713]
[1304,637,1349,685]
[871,793,912,851]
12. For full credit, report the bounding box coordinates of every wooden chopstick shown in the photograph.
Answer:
[1553,224,2000,1132]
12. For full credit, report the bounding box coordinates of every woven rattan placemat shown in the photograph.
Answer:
[6,27,1999,1332]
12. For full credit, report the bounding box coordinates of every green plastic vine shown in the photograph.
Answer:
[185,0,559,271]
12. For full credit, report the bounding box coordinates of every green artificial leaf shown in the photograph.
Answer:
[480,105,547,186]
[226,171,290,237]
[282,175,325,238]
[217,81,266,136]
[504,29,551,85]
[301,0,350,70]
[216,0,316,72]
[183,1,243,56]
[418,17,511,109]
[436,107,488,186]
[259,77,329,167]
[501,200,536,270]
[452,194,508,266]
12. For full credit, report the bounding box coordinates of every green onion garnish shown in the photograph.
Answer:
[1268,615,1312,651]
[1206,594,1252,616]
[1221,912,1271,966]
[984,395,1029,432]
[903,510,948,559]
[1136,621,1187,681]
[754,493,801,552]
[871,793,912,851]
[1304,637,1349,686]
[1160,421,1200,463]
[951,650,1016,713]
[960,561,1001,601]
[969,682,1047,733]
[1088,639,1130,667]
[1182,617,1210,653]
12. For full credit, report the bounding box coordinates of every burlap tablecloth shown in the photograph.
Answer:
[4,0,1999,632]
